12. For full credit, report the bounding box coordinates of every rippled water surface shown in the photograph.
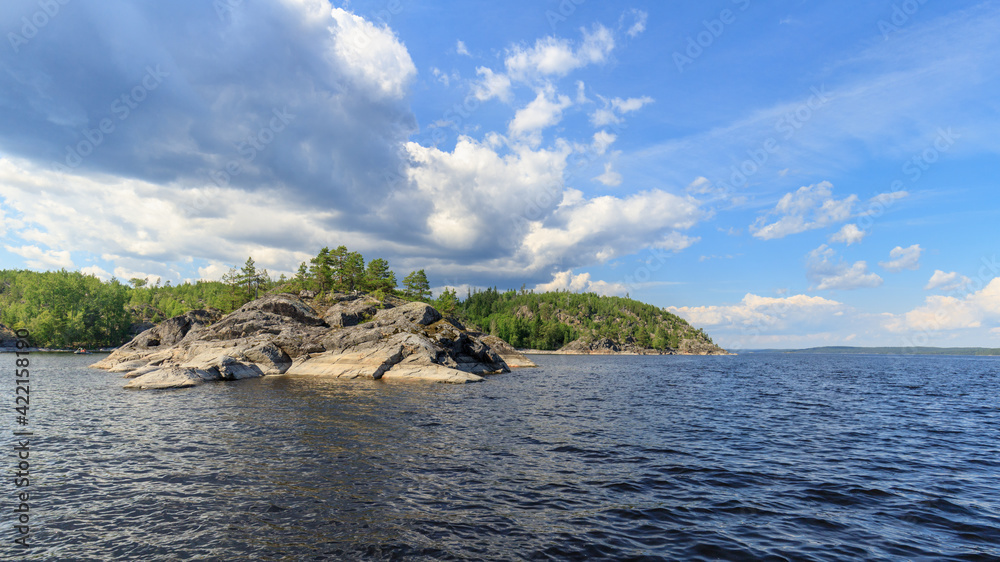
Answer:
[3,352,1000,560]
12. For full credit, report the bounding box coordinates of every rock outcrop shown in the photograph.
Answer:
[477,335,537,367]
[93,293,530,389]
[553,336,729,355]
[678,338,729,355]
[0,323,19,348]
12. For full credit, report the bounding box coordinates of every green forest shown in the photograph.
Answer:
[1,246,713,352]
[454,287,713,351]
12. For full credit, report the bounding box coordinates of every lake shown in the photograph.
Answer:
[3,352,1000,560]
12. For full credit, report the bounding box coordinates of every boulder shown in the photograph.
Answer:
[477,335,537,368]
[323,296,381,328]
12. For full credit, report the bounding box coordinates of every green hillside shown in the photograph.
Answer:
[454,288,723,353]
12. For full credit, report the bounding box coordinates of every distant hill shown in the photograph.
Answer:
[456,288,727,354]
[744,346,1000,356]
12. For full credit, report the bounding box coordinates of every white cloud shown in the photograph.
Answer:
[0,158,328,279]
[751,181,857,240]
[521,189,702,269]
[114,267,159,285]
[829,223,866,245]
[535,270,626,296]
[473,67,512,102]
[591,131,617,155]
[509,85,573,140]
[625,10,648,38]
[4,244,74,270]
[925,269,972,291]
[456,40,470,56]
[198,262,231,282]
[807,245,883,291]
[80,265,111,280]
[668,293,844,330]
[879,244,922,272]
[885,278,1000,333]
[590,95,655,126]
[329,8,417,100]
[505,25,614,81]
[594,162,622,186]
[654,232,700,252]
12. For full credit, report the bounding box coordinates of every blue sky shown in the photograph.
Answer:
[1,0,998,349]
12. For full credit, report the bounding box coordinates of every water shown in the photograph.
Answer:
[3,352,1000,560]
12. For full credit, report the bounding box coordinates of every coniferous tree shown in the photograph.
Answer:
[342,251,365,292]
[363,258,396,293]
[402,269,431,300]
[309,247,332,293]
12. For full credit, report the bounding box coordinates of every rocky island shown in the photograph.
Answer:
[92,292,535,389]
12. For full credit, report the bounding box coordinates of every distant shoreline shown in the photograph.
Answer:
[519,349,735,356]
[740,346,1000,356]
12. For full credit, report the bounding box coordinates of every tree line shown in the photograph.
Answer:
[0,246,435,348]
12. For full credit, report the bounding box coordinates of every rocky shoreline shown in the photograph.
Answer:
[530,336,731,356]
[92,293,535,389]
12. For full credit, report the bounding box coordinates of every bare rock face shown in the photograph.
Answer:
[94,294,514,389]
[477,335,537,368]
[678,338,729,355]
[0,323,19,348]
[322,295,381,328]
[91,308,224,371]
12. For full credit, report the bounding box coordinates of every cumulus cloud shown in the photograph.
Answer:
[594,162,623,186]
[509,86,573,143]
[751,182,857,240]
[885,278,1000,332]
[505,25,614,81]
[535,270,627,296]
[4,244,74,270]
[925,269,972,291]
[668,293,844,331]
[590,96,655,127]
[0,157,331,278]
[473,67,512,102]
[829,224,866,245]
[806,245,883,291]
[520,189,702,270]
[456,40,470,56]
[0,2,686,292]
[879,244,922,272]
[80,265,112,280]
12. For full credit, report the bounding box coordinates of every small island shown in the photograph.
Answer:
[2,246,729,388]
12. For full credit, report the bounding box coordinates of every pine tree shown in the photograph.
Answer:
[309,247,332,293]
[402,269,431,300]
[342,251,365,292]
[435,287,458,315]
[364,258,396,293]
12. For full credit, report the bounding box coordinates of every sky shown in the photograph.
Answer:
[1,0,998,350]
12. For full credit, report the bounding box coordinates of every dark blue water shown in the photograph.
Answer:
[3,352,1000,560]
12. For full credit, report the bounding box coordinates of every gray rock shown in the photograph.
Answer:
[94,293,515,388]
[323,296,380,328]
[477,335,537,368]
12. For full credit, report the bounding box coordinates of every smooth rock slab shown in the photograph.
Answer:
[124,367,213,389]
[380,364,484,383]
